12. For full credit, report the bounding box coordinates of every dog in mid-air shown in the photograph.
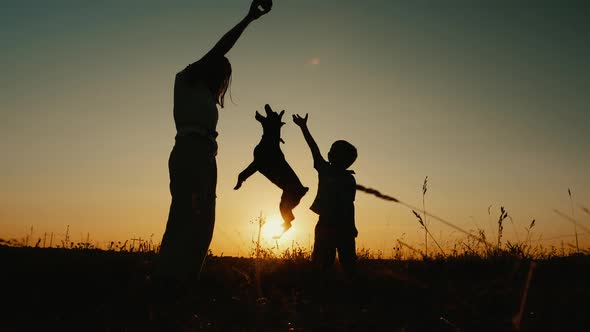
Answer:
[234,104,308,235]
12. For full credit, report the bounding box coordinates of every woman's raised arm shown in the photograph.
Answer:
[202,0,272,60]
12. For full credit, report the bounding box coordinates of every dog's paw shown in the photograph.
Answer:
[283,222,292,232]
[272,223,292,240]
[234,182,242,190]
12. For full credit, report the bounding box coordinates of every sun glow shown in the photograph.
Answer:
[261,215,289,241]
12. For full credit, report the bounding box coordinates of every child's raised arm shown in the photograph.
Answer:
[293,114,326,168]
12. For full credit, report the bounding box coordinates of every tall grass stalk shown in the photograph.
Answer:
[255,212,265,259]
[397,239,423,258]
[412,210,445,256]
[568,188,579,253]
[422,176,428,257]
[356,184,493,247]
[487,205,494,240]
[525,219,535,246]
[64,225,70,249]
[497,207,508,249]
[254,212,265,299]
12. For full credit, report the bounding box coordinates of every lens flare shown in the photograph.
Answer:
[306,57,321,65]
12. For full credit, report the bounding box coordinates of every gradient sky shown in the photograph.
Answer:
[1,0,589,255]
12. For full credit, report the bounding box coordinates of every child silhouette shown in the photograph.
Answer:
[293,113,358,275]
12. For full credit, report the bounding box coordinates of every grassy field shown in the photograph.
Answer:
[1,244,589,332]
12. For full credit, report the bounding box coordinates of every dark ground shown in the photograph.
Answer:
[1,246,589,331]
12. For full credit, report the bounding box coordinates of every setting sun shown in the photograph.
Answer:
[261,215,289,241]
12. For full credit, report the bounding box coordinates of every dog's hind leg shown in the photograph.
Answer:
[234,161,258,190]
[278,187,308,225]
[275,189,307,239]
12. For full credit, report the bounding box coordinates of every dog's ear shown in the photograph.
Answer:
[255,111,265,122]
[279,110,286,126]
[264,104,273,116]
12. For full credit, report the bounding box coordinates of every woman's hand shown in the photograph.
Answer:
[292,113,309,128]
[247,0,272,21]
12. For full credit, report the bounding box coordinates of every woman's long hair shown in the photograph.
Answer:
[205,56,232,108]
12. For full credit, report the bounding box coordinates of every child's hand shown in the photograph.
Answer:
[292,113,309,128]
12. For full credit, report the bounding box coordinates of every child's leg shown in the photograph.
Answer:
[311,223,336,270]
[337,235,357,277]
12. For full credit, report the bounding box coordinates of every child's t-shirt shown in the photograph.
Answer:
[310,159,356,231]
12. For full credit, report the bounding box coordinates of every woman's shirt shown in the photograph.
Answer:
[173,60,219,139]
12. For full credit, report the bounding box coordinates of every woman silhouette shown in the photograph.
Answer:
[156,1,272,285]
